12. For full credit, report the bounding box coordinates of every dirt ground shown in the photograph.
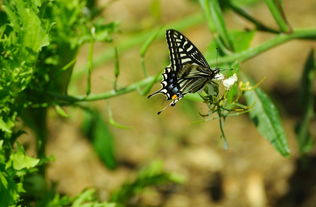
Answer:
[40,0,316,206]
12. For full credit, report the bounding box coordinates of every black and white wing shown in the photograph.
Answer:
[166,29,210,72]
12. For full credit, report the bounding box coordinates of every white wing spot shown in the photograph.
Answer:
[183,40,188,47]
[181,58,192,64]
[187,45,193,51]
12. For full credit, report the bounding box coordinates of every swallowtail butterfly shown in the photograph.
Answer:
[148,29,220,114]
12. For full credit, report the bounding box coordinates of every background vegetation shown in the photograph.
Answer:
[0,0,315,206]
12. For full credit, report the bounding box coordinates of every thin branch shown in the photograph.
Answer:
[229,3,280,34]
[51,28,316,103]
[208,28,316,65]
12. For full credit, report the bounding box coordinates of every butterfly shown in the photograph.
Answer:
[148,29,220,114]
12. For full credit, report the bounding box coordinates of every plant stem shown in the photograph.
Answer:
[229,2,279,34]
[53,28,316,103]
[208,28,316,65]
[263,0,291,33]
[73,13,204,80]
[53,76,156,103]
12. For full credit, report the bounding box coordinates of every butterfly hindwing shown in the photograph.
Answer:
[147,66,181,100]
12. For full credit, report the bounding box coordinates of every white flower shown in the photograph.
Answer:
[223,73,238,89]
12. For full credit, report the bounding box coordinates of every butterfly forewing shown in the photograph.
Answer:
[166,29,210,71]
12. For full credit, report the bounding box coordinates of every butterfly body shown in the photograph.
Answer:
[148,29,220,114]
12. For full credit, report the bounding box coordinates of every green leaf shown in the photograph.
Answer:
[0,171,22,207]
[114,47,120,78]
[110,161,184,204]
[225,83,238,104]
[10,150,40,170]
[263,0,291,32]
[54,105,69,118]
[3,0,49,52]
[140,27,161,58]
[295,49,316,154]
[230,30,255,52]
[108,107,129,129]
[200,0,234,50]
[241,73,290,157]
[0,117,12,133]
[82,110,117,169]
[199,0,216,32]
[72,189,116,207]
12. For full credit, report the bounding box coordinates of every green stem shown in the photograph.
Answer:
[209,28,316,65]
[209,0,234,50]
[73,13,204,80]
[53,28,316,103]
[86,41,94,95]
[229,2,279,34]
[53,76,155,103]
[263,0,291,33]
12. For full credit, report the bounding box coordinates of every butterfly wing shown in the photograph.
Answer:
[166,29,210,72]
[147,66,180,100]
[148,29,219,114]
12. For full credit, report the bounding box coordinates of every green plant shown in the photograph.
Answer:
[58,0,315,156]
[1,0,316,206]
[0,0,180,206]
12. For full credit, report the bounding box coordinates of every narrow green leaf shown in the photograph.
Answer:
[86,41,94,95]
[0,172,8,189]
[199,0,216,32]
[263,0,291,32]
[61,58,77,71]
[140,27,162,58]
[241,73,290,157]
[228,2,279,34]
[207,0,234,50]
[296,49,316,154]
[82,110,117,169]
[113,47,120,90]
[108,107,129,129]
[54,105,69,118]
[114,47,120,78]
